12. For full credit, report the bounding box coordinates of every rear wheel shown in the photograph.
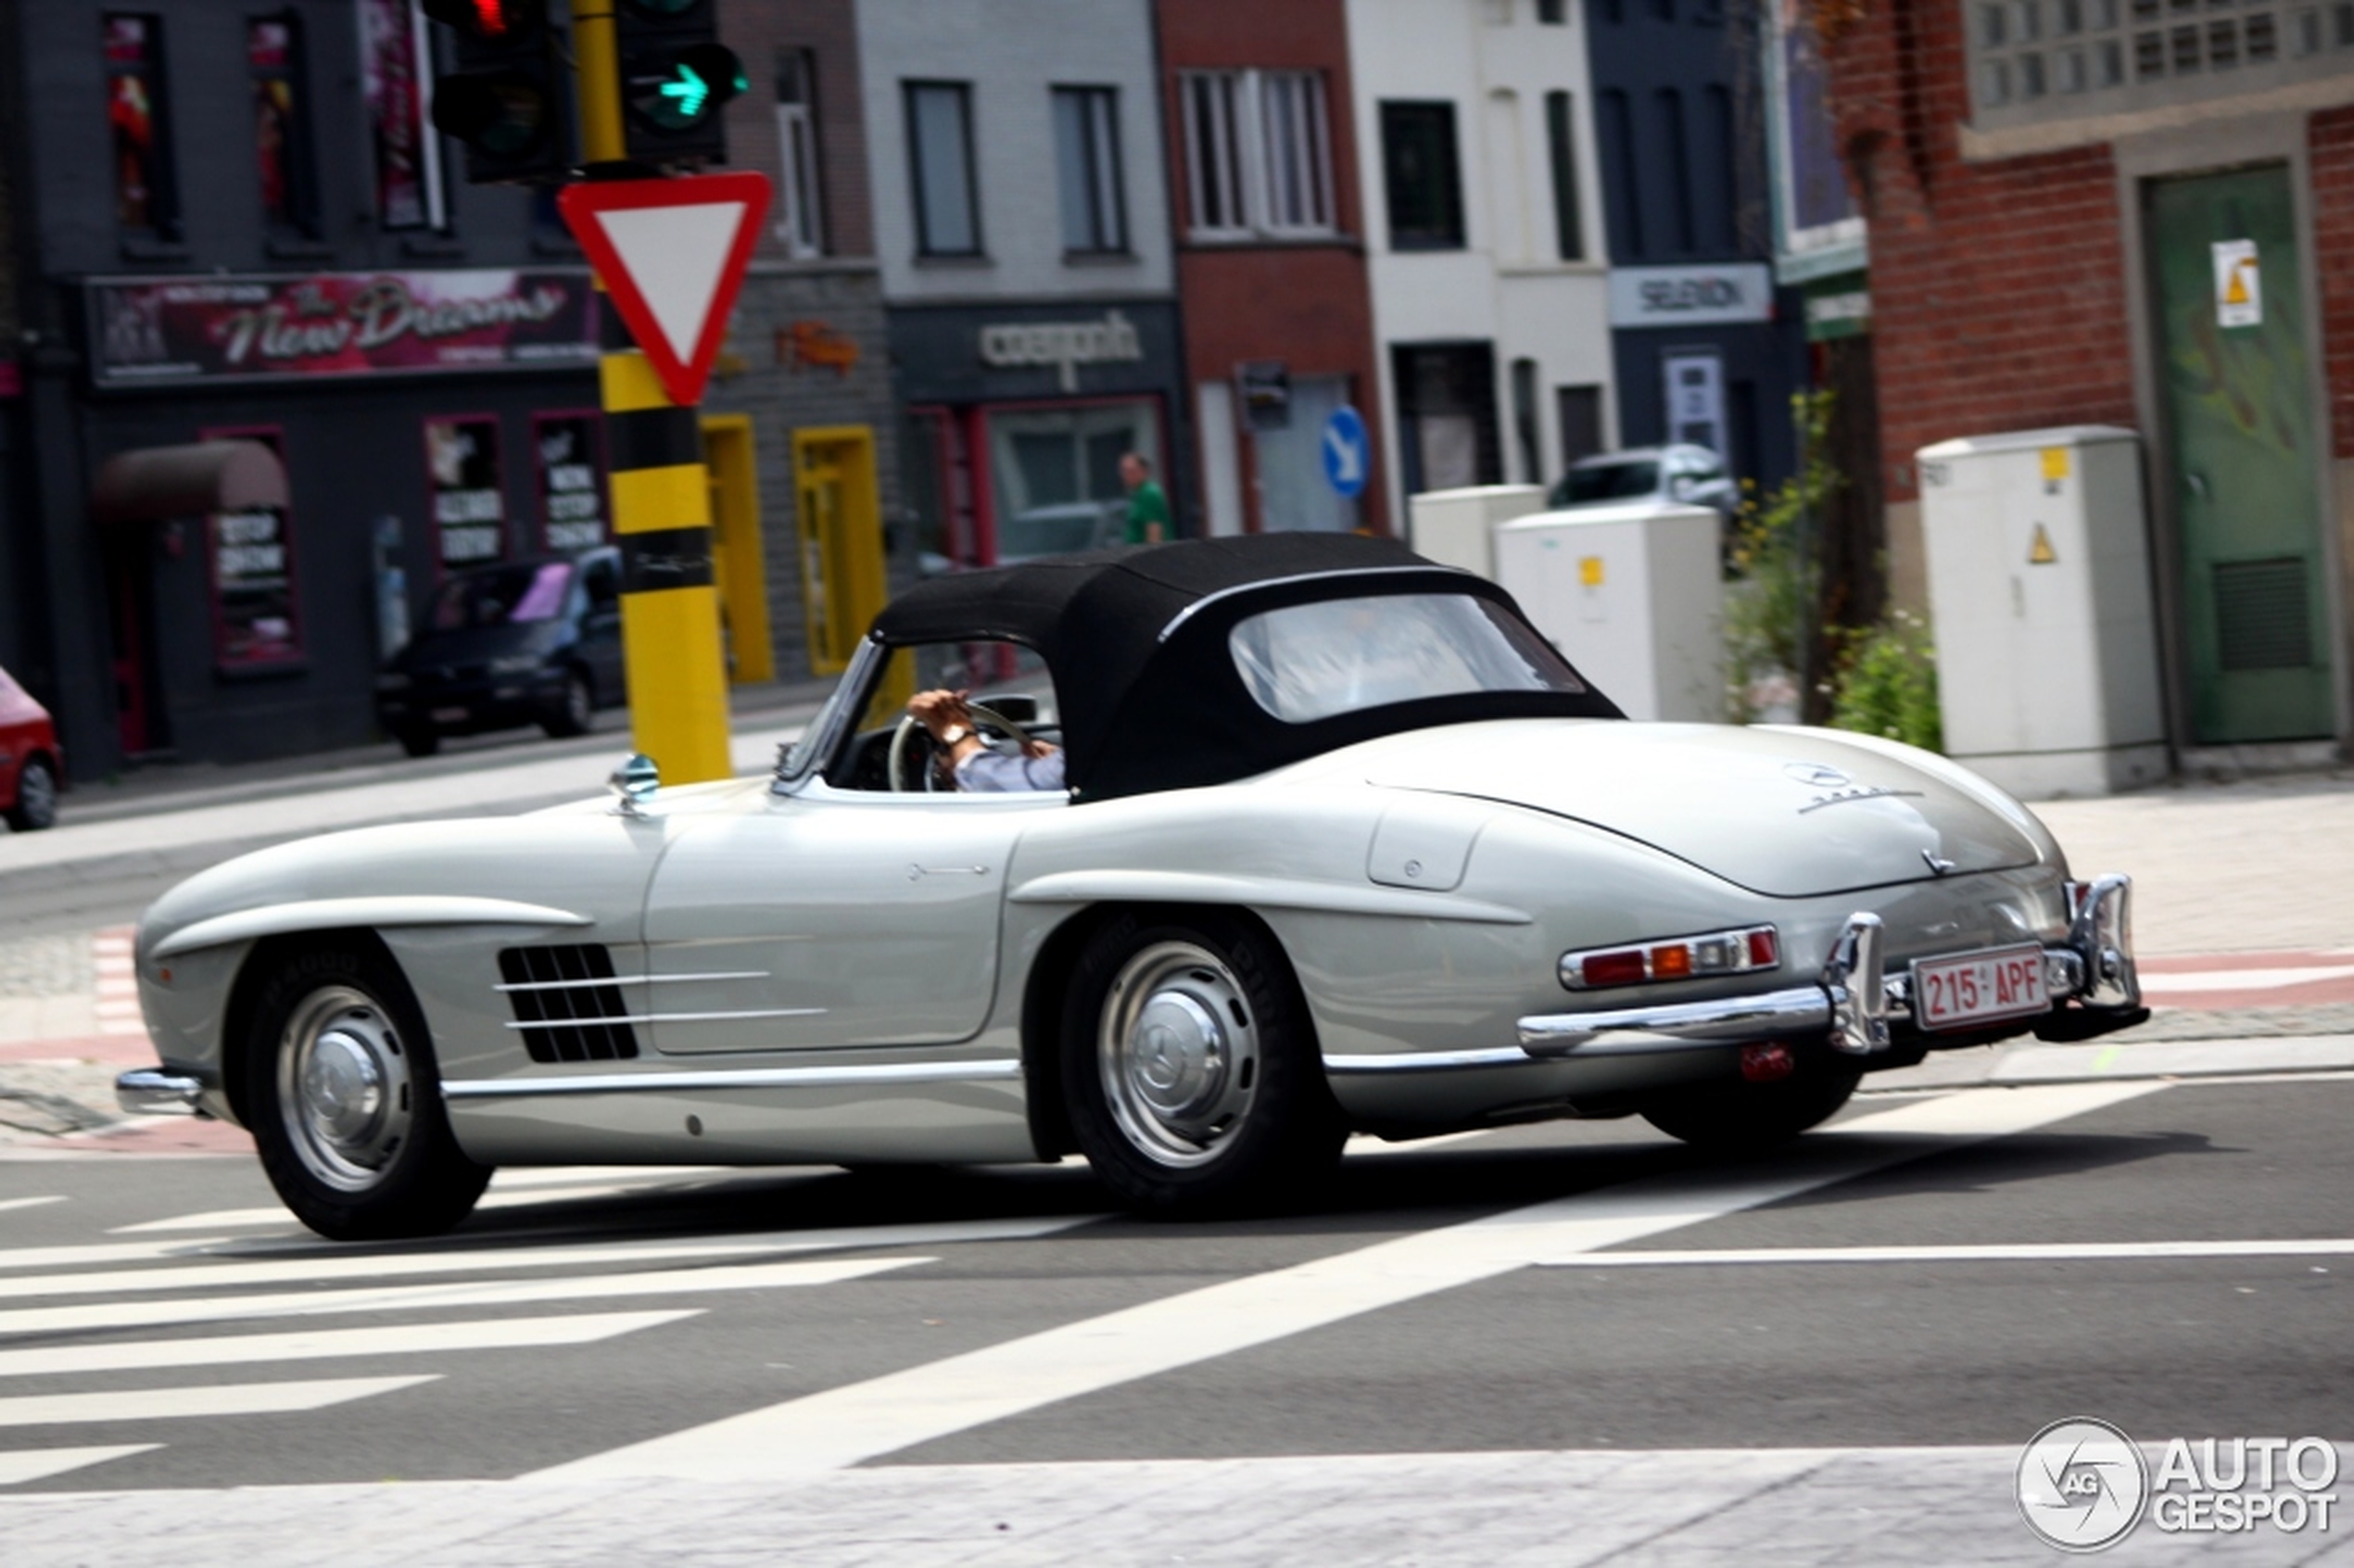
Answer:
[245,940,490,1239]
[542,670,593,739]
[1639,1054,1862,1152]
[5,755,57,830]
[394,726,440,758]
[1061,910,1346,1216]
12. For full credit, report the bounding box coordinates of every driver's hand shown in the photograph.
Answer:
[907,689,972,742]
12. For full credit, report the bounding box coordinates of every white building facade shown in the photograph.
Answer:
[1344,0,1618,529]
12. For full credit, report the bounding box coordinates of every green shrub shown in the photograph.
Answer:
[1828,610,1943,752]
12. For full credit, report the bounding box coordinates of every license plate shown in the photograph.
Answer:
[430,706,469,724]
[1911,943,2050,1031]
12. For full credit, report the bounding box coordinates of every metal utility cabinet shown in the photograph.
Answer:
[1493,499,1725,723]
[1406,485,1545,580]
[1917,425,2166,797]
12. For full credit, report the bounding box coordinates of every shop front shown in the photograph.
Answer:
[66,267,607,769]
[888,301,1186,571]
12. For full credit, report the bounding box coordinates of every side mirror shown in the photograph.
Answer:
[610,752,659,816]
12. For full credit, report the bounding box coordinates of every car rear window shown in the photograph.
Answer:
[1563,460,1659,503]
[1228,592,1586,724]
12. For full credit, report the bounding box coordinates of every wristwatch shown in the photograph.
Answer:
[936,725,973,747]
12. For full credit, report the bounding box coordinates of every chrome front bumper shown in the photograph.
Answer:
[1516,873,2143,1062]
[115,1069,209,1117]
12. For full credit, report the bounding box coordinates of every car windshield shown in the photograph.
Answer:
[1560,460,1660,504]
[1228,592,1586,724]
[999,505,1113,559]
[429,562,573,631]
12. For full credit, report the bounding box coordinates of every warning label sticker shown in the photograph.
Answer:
[2213,239,2262,329]
[2029,524,2058,565]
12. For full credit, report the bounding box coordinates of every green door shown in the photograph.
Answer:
[2147,166,2332,742]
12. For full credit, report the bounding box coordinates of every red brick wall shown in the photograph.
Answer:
[1821,1,2137,505]
[720,0,874,260]
[1157,0,1386,532]
[2312,105,2354,462]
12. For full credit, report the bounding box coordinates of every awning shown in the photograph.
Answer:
[89,440,289,525]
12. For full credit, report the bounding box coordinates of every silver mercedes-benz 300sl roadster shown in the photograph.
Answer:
[118,534,2146,1238]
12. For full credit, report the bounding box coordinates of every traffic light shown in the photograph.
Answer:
[615,0,746,168]
[424,0,575,185]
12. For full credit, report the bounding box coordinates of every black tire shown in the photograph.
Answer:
[1061,909,1346,1217]
[395,725,441,758]
[542,669,593,739]
[5,755,58,831]
[1639,1053,1863,1152]
[245,940,491,1240]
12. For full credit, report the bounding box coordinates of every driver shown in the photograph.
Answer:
[907,689,1067,792]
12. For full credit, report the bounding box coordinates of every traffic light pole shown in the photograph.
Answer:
[570,0,733,786]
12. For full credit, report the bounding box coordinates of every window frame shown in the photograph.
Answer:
[533,410,612,554]
[421,412,512,579]
[247,10,322,242]
[1178,68,1338,243]
[1379,100,1468,252]
[904,79,983,259]
[103,11,183,245]
[1544,89,1585,260]
[1051,83,1130,256]
[774,47,827,259]
[196,424,304,673]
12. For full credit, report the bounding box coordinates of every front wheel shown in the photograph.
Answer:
[1639,1053,1862,1152]
[1061,910,1346,1217]
[5,756,57,830]
[245,941,490,1239]
[395,725,440,758]
[542,670,593,739]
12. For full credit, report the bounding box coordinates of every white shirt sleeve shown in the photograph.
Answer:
[955,747,1068,793]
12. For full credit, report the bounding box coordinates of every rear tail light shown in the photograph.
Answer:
[1560,924,1782,991]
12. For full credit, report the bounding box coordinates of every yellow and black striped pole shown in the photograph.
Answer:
[572,0,732,783]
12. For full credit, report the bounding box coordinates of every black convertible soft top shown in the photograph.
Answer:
[869,533,1623,801]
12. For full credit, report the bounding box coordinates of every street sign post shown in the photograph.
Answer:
[1322,405,1371,500]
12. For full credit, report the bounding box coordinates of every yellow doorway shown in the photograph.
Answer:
[700,414,775,685]
[792,425,886,675]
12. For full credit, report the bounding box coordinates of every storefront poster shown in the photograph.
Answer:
[201,427,303,669]
[359,0,441,232]
[425,416,507,569]
[88,270,596,387]
[535,414,609,552]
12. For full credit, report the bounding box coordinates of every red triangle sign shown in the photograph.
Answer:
[558,172,772,408]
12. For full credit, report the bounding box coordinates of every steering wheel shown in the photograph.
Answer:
[886,701,1033,792]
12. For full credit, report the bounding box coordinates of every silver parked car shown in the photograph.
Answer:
[1549,443,1739,523]
[119,535,2145,1238]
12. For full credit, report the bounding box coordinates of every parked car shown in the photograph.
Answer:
[375,550,626,758]
[918,499,1128,576]
[120,534,2145,1239]
[0,663,61,832]
[1549,444,1740,524]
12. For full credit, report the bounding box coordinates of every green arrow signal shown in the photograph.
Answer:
[659,61,711,119]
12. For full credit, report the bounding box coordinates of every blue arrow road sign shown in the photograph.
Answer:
[1322,405,1370,499]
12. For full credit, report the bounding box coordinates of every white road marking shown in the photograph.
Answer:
[0,1214,1095,1302]
[2139,964,2354,993]
[1346,1129,1497,1157]
[0,1256,926,1336]
[108,1166,748,1233]
[0,1375,439,1428]
[534,1081,2162,1482]
[0,1445,159,1486]
[0,1309,701,1379]
[0,1239,237,1273]
[0,1196,63,1215]
[1539,1237,2354,1268]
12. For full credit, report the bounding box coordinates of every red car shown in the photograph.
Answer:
[0,664,61,831]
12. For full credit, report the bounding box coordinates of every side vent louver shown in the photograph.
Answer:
[497,945,640,1063]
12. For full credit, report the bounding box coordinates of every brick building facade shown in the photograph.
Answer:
[1816,0,2354,757]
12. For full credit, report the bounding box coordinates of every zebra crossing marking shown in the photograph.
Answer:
[0,1239,237,1273]
[0,1197,64,1216]
[0,1445,158,1486]
[0,1309,701,1379]
[0,1376,438,1428]
[108,1166,747,1234]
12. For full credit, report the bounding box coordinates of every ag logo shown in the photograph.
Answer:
[2018,1417,2148,1551]
[1783,761,1853,790]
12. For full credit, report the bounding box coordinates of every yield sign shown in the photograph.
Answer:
[558,171,772,408]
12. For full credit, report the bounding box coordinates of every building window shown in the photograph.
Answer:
[1557,385,1605,470]
[535,413,610,552]
[200,427,302,670]
[905,81,981,257]
[104,14,179,241]
[1545,90,1583,259]
[1052,86,1128,254]
[775,48,826,258]
[1599,87,1642,259]
[247,15,319,239]
[424,416,509,573]
[1538,0,1569,19]
[1965,0,2354,129]
[1379,101,1465,250]
[1179,70,1335,241]
[1511,358,1542,485]
[359,0,443,231]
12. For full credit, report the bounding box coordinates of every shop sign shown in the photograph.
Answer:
[424,416,506,568]
[1803,284,1871,342]
[1608,264,1775,329]
[778,320,859,375]
[86,270,597,388]
[978,310,1143,393]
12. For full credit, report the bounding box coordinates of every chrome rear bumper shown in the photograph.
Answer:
[115,1069,208,1117]
[1517,873,2143,1062]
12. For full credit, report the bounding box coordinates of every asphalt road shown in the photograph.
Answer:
[3,1075,2346,1511]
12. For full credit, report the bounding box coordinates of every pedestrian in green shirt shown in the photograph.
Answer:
[1120,451,1169,545]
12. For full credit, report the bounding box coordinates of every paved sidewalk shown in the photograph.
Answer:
[3,1447,2344,1566]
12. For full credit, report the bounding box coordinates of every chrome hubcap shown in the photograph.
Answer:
[277,985,413,1192]
[1098,942,1259,1168]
